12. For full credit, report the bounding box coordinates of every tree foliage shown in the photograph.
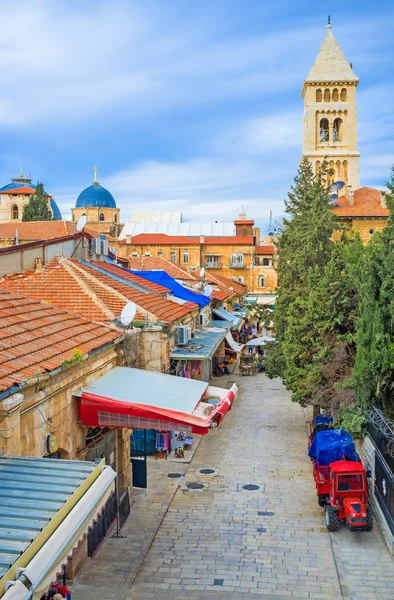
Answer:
[353,167,394,416]
[22,183,52,221]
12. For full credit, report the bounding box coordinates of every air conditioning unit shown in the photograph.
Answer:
[91,236,108,256]
[177,325,189,345]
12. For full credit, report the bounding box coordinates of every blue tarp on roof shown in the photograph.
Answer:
[308,429,359,466]
[131,270,210,307]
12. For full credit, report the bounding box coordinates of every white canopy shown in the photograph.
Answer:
[246,335,276,346]
[225,332,244,353]
[2,581,28,600]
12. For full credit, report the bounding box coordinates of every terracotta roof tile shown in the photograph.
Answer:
[332,187,389,218]
[124,234,254,245]
[0,221,77,240]
[127,256,197,281]
[255,245,275,255]
[205,272,246,296]
[93,261,171,293]
[0,288,121,392]
[0,256,198,326]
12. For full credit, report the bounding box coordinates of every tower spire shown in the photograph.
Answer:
[93,166,98,183]
[327,15,331,28]
[20,165,23,177]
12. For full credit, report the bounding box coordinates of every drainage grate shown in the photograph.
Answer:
[258,511,274,516]
[242,484,260,491]
[199,468,215,474]
[168,473,182,478]
[213,579,224,586]
[257,527,267,533]
[187,482,204,490]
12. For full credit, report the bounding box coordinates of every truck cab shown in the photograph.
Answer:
[326,461,372,531]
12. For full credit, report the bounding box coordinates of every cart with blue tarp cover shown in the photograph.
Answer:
[308,428,373,531]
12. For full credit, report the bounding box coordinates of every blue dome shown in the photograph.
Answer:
[75,181,116,209]
[50,198,62,220]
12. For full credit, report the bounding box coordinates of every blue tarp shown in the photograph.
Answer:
[308,429,360,466]
[130,270,210,307]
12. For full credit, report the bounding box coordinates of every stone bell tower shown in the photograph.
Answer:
[302,20,360,192]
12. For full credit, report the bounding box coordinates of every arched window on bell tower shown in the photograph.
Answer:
[319,118,329,143]
[340,88,347,101]
[332,88,339,102]
[324,89,331,102]
[332,118,343,142]
[316,89,322,102]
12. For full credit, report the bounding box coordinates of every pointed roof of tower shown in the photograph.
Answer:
[306,24,359,84]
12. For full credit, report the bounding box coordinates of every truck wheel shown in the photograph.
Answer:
[365,507,373,531]
[325,506,339,531]
[318,495,327,507]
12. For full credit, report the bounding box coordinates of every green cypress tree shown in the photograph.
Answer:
[354,166,394,415]
[22,183,53,221]
[267,158,337,401]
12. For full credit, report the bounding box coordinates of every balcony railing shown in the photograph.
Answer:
[205,262,222,269]
[229,262,245,269]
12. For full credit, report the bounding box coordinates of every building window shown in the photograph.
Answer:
[114,214,117,223]
[332,88,339,102]
[170,251,176,263]
[237,253,243,266]
[324,89,330,102]
[333,118,343,142]
[316,89,322,102]
[340,88,347,101]
[206,255,221,268]
[369,229,374,235]
[82,213,86,217]
[258,276,265,288]
[99,213,105,221]
[319,118,329,142]
[158,251,164,257]
[262,257,270,266]
[11,205,19,220]
[183,252,189,263]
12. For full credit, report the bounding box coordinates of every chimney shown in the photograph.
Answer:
[126,235,131,244]
[34,257,43,273]
[381,192,387,208]
[200,235,204,244]
[348,186,354,206]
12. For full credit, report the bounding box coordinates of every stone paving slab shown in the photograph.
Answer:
[72,374,394,600]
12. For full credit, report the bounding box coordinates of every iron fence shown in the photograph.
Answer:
[87,492,117,557]
[367,417,394,535]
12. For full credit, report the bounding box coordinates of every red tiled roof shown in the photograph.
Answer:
[123,234,254,245]
[255,245,275,255]
[0,288,121,393]
[0,221,78,240]
[0,257,198,326]
[206,272,246,296]
[128,256,197,282]
[93,261,171,294]
[0,186,39,195]
[332,187,389,218]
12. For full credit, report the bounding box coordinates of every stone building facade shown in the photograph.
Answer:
[0,172,62,223]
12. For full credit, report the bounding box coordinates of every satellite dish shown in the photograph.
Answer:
[120,302,136,326]
[229,286,234,291]
[329,193,338,203]
[203,285,213,297]
[200,267,205,277]
[76,215,87,231]
[330,181,345,192]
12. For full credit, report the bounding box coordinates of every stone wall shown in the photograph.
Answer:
[333,218,387,244]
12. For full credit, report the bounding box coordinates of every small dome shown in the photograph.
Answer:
[50,198,62,220]
[75,181,116,209]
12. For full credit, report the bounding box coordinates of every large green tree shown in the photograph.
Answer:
[22,183,52,221]
[354,166,394,415]
[267,158,337,402]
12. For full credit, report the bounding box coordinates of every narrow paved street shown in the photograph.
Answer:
[73,374,394,600]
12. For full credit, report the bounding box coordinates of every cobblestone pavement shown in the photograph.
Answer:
[73,375,394,600]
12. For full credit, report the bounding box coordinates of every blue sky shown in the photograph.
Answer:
[0,0,393,231]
